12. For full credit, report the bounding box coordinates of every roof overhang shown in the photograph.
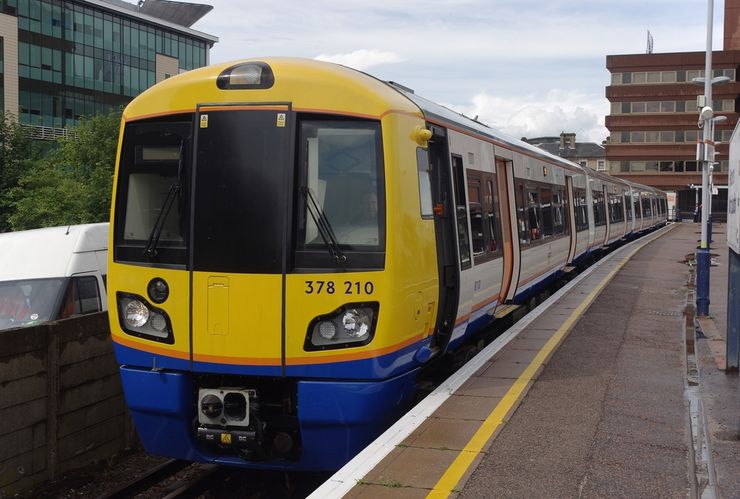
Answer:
[138,0,213,28]
[91,0,218,44]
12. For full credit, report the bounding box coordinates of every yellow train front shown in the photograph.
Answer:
[108,58,440,470]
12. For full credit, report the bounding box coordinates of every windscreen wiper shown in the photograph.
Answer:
[302,187,347,264]
[143,141,184,259]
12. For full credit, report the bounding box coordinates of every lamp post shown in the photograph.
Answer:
[695,0,714,317]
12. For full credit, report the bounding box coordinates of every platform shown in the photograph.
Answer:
[310,222,740,498]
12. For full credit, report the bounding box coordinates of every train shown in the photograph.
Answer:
[107,58,667,471]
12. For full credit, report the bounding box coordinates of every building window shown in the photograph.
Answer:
[597,160,606,171]
[611,69,734,85]
[609,99,733,115]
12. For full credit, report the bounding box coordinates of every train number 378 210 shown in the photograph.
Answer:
[304,280,375,295]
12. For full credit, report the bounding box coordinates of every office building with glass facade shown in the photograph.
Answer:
[0,0,216,137]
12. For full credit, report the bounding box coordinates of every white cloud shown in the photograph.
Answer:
[192,0,722,145]
[448,89,610,143]
[314,49,405,71]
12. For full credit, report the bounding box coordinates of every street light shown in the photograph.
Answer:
[691,75,732,86]
[696,0,715,317]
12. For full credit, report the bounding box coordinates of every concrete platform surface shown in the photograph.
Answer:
[314,223,739,498]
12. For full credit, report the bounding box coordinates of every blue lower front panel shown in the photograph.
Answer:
[119,366,418,471]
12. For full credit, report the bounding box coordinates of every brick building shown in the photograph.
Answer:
[525,132,606,172]
[605,0,740,218]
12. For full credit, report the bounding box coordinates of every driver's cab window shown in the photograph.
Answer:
[300,120,384,250]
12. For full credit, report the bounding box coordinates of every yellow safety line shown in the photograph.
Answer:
[426,239,653,498]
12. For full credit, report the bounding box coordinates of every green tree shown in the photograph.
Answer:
[0,117,44,231]
[7,109,122,231]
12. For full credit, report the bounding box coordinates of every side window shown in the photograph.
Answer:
[468,174,484,256]
[540,187,553,237]
[516,182,529,244]
[416,148,433,218]
[553,188,567,235]
[526,189,541,241]
[608,193,625,223]
[485,176,502,252]
[60,276,101,318]
[451,155,471,270]
[467,170,502,264]
[592,189,606,227]
[518,180,569,242]
[642,196,652,216]
[573,188,588,231]
[624,193,632,221]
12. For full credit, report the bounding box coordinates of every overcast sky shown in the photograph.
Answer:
[190,1,725,143]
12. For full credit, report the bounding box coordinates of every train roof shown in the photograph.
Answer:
[123,57,421,123]
[0,223,108,281]
[124,57,661,196]
[388,84,664,196]
[391,87,591,176]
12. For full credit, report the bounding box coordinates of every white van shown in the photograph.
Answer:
[0,223,108,331]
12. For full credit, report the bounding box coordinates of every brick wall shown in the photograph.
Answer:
[0,313,134,496]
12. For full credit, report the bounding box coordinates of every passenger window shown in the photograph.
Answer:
[467,169,502,263]
[516,184,529,244]
[624,194,632,221]
[470,203,484,254]
[526,190,541,240]
[552,189,566,235]
[451,155,471,270]
[573,188,588,232]
[608,193,625,223]
[592,189,606,227]
[540,188,553,237]
[468,178,484,255]
[485,177,501,252]
[517,179,569,243]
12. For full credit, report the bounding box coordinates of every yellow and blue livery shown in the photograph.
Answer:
[108,57,667,470]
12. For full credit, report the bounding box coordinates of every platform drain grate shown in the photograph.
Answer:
[647,310,683,317]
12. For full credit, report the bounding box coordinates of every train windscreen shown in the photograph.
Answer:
[114,120,191,266]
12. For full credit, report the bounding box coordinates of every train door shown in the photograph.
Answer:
[426,124,461,353]
[565,177,577,264]
[189,104,293,372]
[466,168,504,322]
[496,158,517,302]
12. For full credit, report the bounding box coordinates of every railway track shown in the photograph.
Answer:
[98,458,329,498]
[99,459,226,499]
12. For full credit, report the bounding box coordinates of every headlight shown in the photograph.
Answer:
[147,278,169,304]
[124,300,149,328]
[342,309,371,338]
[117,292,174,344]
[305,303,378,350]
